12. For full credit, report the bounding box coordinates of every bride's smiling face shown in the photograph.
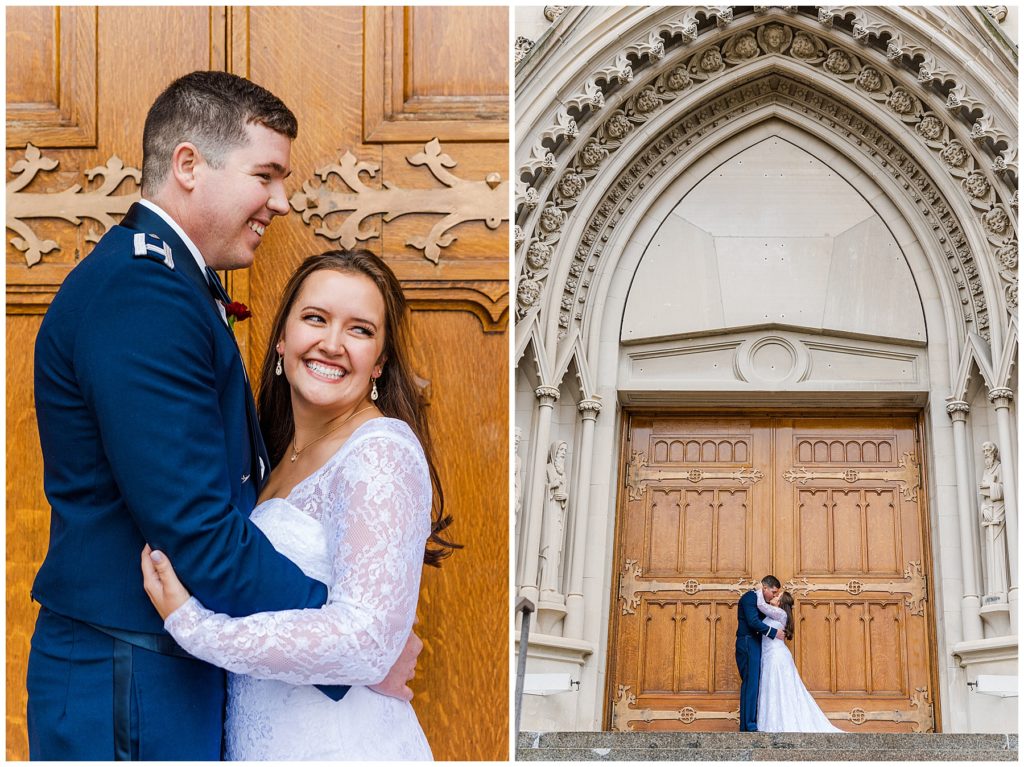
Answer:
[277,269,386,415]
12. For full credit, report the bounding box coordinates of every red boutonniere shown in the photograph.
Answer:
[223,301,252,328]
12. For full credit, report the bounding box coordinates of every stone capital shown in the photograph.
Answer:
[578,399,603,419]
[946,400,970,421]
[535,385,560,402]
[988,387,1014,404]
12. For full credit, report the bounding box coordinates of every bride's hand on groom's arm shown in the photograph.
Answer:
[369,630,423,702]
[141,544,192,620]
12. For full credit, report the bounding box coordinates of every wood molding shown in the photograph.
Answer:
[6,7,98,148]
[363,7,507,142]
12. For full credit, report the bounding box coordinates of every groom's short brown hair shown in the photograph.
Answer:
[141,70,298,195]
[761,574,781,589]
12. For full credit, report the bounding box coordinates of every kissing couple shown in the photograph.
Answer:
[736,575,842,733]
[28,71,456,760]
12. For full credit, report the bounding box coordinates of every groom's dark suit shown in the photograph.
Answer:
[735,589,779,732]
[28,202,341,760]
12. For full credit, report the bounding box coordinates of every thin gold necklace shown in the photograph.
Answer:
[290,404,375,463]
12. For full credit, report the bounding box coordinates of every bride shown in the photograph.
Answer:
[141,249,455,760]
[755,586,843,733]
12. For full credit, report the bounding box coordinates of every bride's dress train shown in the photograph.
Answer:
[755,591,842,733]
[165,418,433,760]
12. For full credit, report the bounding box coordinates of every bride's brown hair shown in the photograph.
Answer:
[257,249,459,566]
[779,591,795,641]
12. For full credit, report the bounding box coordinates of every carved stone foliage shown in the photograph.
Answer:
[6,144,140,267]
[289,139,507,265]
[516,17,1016,340]
[515,36,535,66]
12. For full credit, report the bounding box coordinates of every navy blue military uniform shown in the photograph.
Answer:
[28,202,344,760]
[735,589,779,732]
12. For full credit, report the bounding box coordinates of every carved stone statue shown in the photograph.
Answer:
[538,440,569,596]
[514,428,523,522]
[979,441,1009,601]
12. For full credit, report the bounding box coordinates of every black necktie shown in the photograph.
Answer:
[205,266,231,305]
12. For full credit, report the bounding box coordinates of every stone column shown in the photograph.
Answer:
[947,401,984,641]
[988,388,1018,632]
[519,385,559,607]
[564,399,601,639]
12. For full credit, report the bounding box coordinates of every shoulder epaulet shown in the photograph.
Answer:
[132,232,174,269]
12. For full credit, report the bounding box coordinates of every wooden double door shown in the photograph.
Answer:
[609,414,936,733]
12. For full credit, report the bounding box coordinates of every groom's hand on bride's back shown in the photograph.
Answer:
[370,630,423,702]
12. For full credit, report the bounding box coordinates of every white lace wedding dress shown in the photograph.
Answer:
[164,418,433,760]
[755,590,843,733]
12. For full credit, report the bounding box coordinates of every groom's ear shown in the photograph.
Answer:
[170,142,201,191]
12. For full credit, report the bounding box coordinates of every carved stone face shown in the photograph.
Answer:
[963,172,991,200]
[916,115,943,141]
[984,207,1009,235]
[763,24,786,52]
[538,206,565,233]
[887,87,914,115]
[635,87,660,114]
[517,279,540,309]
[790,33,816,59]
[855,67,883,92]
[605,114,633,140]
[558,173,585,200]
[997,241,1017,269]
[983,441,998,468]
[824,49,851,74]
[940,140,968,168]
[665,67,691,92]
[579,140,606,168]
[732,33,759,60]
[699,48,724,73]
[527,241,552,270]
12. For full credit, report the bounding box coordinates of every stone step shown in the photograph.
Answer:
[517,732,1018,762]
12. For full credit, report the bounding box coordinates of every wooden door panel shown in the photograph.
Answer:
[611,414,935,733]
[7,6,508,760]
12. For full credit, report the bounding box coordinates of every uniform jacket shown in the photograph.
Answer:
[736,589,778,641]
[33,201,328,633]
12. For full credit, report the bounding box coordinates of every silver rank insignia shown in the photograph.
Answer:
[133,232,174,269]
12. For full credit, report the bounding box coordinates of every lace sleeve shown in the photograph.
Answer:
[756,588,787,624]
[164,430,431,685]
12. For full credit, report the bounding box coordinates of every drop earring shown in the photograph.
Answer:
[371,377,379,401]
[275,354,283,376]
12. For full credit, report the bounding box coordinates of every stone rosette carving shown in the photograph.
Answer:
[290,139,507,265]
[6,144,142,267]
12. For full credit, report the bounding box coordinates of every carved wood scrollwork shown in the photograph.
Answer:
[827,688,933,733]
[611,684,740,732]
[785,561,927,616]
[783,451,921,501]
[626,450,764,500]
[289,138,508,265]
[6,144,141,267]
[619,559,755,615]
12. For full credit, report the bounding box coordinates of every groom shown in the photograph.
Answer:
[735,574,784,732]
[28,71,417,760]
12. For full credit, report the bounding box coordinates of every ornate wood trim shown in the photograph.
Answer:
[6,7,98,148]
[828,687,934,733]
[785,561,928,616]
[619,560,755,616]
[625,450,764,500]
[288,139,507,266]
[363,7,507,142]
[612,685,740,732]
[6,144,140,268]
[783,451,921,501]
